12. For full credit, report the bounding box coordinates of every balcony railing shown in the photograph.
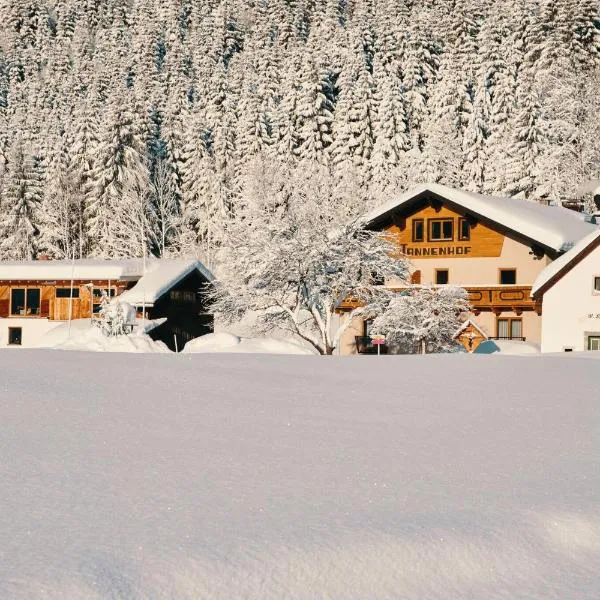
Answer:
[338,285,541,313]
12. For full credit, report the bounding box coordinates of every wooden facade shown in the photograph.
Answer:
[0,262,214,351]
[0,280,129,321]
[145,270,214,351]
[385,204,506,259]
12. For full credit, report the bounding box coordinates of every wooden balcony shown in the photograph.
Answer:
[337,285,542,314]
[467,286,541,314]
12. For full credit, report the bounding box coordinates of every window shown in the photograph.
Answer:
[56,288,80,298]
[499,269,517,285]
[170,290,196,303]
[588,336,600,351]
[429,219,453,241]
[412,219,424,242]
[458,218,470,241]
[27,289,40,315]
[496,317,522,340]
[8,327,22,345]
[10,288,40,316]
[363,319,373,338]
[594,277,600,293]
[10,288,25,315]
[435,269,449,285]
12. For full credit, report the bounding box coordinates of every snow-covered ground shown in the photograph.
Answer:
[1,351,599,599]
[31,318,170,353]
[182,332,316,354]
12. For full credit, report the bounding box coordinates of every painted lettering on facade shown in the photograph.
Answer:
[399,245,472,257]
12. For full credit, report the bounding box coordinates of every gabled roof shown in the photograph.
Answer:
[453,319,488,340]
[365,183,598,253]
[532,229,600,298]
[0,259,144,281]
[119,259,213,306]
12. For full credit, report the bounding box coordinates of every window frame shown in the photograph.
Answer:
[412,219,425,243]
[8,327,22,345]
[55,287,80,299]
[496,317,523,340]
[587,336,600,351]
[498,268,517,285]
[10,287,42,316]
[428,218,454,242]
[435,269,449,285]
[458,218,470,241]
[593,276,600,294]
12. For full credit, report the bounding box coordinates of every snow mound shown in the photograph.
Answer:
[475,339,540,355]
[182,332,315,354]
[34,319,171,353]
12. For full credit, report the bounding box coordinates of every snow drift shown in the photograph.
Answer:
[33,319,170,353]
[0,352,599,599]
[182,332,315,354]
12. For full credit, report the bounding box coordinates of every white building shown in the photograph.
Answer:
[335,184,598,354]
[532,229,600,352]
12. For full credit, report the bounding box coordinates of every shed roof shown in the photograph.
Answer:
[119,259,213,306]
[365,184,598,253]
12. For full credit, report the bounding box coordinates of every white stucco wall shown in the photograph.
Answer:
[540,249,600,352]
[388,236,552,287]
[0,318,63,348]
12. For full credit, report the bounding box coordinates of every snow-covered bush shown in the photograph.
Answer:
[372,286,471,354]
[98,298,136,337]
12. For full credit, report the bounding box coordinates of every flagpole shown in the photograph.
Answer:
[67,245,75,338]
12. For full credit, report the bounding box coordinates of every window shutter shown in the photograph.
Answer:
[411,270,421,284]
[0,299,8,317]
[40,299,50,318]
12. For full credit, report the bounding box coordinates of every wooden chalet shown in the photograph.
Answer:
[335,184,598,355]
[0,258,213,351]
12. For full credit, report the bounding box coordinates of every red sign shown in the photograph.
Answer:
[372,338,386,345]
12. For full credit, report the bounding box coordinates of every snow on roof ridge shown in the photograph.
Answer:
[532,228,600,296]
[0,258,214,285]
[119,258,213,306]
[365,183,598,252]
[0,258,145,280]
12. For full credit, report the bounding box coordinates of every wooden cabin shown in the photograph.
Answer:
[0,259,213,351]
[335,184,599,355]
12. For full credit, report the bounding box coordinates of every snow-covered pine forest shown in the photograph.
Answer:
[0,0,599,262]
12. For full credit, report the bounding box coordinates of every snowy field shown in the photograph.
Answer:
[1,351,599,599]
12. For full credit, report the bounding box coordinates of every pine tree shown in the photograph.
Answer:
[0,137,43,259]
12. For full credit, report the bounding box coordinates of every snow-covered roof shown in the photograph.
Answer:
[119,259,213,306]
[532,228,600,297]
[0,259,145,281]
[453,319,488,340]
[365,183,598,253]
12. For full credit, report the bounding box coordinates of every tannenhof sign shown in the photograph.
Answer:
[399,244,472,257]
